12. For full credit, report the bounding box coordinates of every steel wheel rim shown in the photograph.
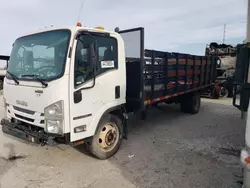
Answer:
[98,123,119,152]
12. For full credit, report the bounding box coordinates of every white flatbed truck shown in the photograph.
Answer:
[0,25,217,159]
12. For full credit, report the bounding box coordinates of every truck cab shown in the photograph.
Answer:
[2,26,127,159]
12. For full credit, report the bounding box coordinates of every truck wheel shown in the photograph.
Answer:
[89,114,123,159]
[219,87,229,98]
[0,79,3,90]
[180,92,200,114]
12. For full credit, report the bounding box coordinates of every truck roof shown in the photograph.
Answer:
[20,26,117,39]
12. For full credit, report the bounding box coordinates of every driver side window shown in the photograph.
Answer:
[74,34,118,86]
[74,36,94,86]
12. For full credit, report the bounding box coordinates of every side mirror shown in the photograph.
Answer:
[74,90,82,103]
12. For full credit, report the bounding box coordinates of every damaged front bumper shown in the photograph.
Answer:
[0,118,76,146]
[1,118,49,145]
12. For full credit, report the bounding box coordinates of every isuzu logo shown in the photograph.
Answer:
[35,90,43,94]
[16,100,28,107]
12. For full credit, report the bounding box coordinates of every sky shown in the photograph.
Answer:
[0,0,248,56]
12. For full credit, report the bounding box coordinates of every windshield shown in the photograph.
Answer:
[7,29,71,81]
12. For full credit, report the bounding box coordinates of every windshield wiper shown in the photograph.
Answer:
[7,71,19,85]
[21,74,48,87]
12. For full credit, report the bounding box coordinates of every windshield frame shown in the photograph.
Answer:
[7,29,72,82]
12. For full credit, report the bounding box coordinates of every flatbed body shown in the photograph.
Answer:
[121,28,218,112]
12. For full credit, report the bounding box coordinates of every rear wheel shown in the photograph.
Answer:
[88,114,123,159]
[180,92,201,114]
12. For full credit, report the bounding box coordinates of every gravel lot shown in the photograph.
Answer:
[0,98,245,188]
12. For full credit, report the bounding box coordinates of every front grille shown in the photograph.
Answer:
[15,114,34,122]
[13,106,35,115]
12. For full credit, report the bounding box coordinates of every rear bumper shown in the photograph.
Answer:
[1,118,49,144]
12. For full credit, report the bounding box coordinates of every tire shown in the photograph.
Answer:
[219,87,229,98]
[88,114,123,160]
[180,99,189,113]
[180,92,201,114]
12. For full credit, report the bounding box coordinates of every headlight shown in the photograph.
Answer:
[44,100,64,134]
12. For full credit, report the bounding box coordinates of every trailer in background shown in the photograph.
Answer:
[0,55,9,90]
[204,42,238,98]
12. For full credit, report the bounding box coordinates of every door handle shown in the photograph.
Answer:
[115,86,120,99]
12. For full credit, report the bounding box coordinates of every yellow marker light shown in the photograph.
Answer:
[95,26,104,30]
[76,22,82,27]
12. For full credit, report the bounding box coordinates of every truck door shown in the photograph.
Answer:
[233,44,250,111]
[69,32,124,142]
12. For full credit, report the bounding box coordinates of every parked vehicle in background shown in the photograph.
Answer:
[0,55,9,90]
[0,25,218,159]
[205,42,237,98]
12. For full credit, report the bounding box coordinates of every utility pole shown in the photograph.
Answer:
[223,24,226,44]
[247,0,250,44]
